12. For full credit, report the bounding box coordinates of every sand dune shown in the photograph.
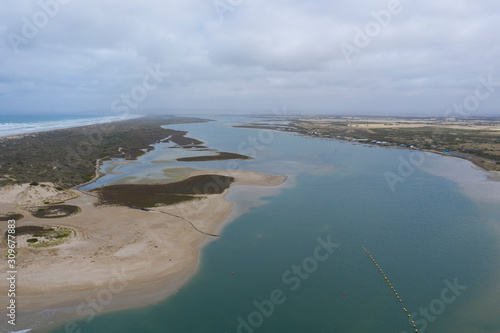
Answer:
[0,170,286,332]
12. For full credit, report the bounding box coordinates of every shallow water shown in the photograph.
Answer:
[52,116,500,333]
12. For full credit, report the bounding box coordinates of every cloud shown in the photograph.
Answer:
[1,0,499,115]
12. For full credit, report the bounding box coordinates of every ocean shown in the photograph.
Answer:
[37,116,500,332]
[0,114,142,137]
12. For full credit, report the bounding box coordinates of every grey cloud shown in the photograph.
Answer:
[1,0,499,115]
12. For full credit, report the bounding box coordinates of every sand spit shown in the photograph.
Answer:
[0,170,287,332]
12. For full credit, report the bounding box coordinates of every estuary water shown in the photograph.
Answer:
[54,116,500,333]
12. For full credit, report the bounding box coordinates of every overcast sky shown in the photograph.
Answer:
[1,0,500,116]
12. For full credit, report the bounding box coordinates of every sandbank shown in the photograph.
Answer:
[0,170,287,333]
[417,152,500,204]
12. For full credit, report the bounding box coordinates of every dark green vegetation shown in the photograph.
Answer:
[5,225,74,247]
[371,127,500,158]
[31,205,80,218]
[166,132,204,146]
[0,116,208,188]
[95,175,235,208]
[5,225,52,238]
[0,213,24,221]
[176,152,251,162]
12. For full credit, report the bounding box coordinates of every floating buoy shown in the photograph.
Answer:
[343,292,346,296]
[232,272,234,275]
[363,246,414,331]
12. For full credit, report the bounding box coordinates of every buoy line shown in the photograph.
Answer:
[362,246,418,332]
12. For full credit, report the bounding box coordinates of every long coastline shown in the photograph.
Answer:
[1,116,499,333]
[0,115,212,188]
[0,172,287,333]
[0,117,289,333]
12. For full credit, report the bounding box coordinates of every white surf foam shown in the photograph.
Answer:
[0,114,143,137]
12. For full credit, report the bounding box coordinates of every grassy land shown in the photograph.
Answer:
[0,116,208,188]
[0,213,24,221]
[286,116,500,171]
[5,225,75,248]
[176,152,251,162]
[371,127,500,160]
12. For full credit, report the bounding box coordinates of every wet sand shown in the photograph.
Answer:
[0,170,287,333]
[417,152,500,203]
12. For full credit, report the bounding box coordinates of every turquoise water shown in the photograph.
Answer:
[53,117,500,332]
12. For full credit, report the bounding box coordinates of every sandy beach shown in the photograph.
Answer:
[0,170,287,332]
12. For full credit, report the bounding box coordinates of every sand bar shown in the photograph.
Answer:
[0,170,287,332]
